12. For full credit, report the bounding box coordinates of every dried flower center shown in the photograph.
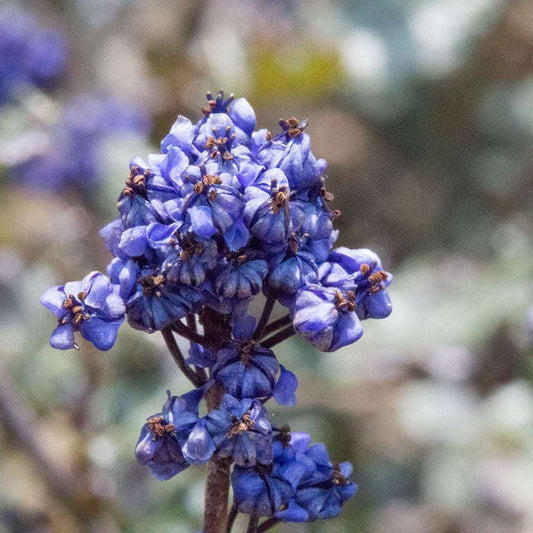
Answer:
[278,424,292,447]
[270,186,290,214]
[359,264,388,294]
[201,90,234,115]
[122,166,150,198]
[226,250,248,265]
[140,274,165,297]
[239,340,255,364]
[279,116,308,138]
[334,289,356,312]
[227,412,255,438]
[331,463,349,485]
[193,174,223,195]
[62,292,88,325]
[179,235,205,261]
[147,416,175,439]
[205,128,235,160]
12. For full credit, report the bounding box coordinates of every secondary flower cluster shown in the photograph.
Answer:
[0,6,66,105]
[16,95,151,192]
[41,91,392,528]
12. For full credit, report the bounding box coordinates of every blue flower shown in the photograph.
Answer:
[40,272,125,351]
[292,284,363,352]
[212,340,297,404]
[182,394,273,467]
[0,6,66,104]
[107,258,202,332]
[17,97,150,192]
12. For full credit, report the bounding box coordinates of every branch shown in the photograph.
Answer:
[161,327,206,387]
[253,296,276,341]
[262,325,296,349]
[225,504,238,533]
[171,319,209,346]
[261,314,291,339]
[256,517,280,532]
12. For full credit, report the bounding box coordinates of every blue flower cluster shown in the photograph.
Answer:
[41,91,392,529]
[0,6,66,105]
[16,95,151,192]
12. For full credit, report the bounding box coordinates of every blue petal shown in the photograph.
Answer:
[273,365,298,406]
[80,317,123,351]
[40,286,66,316]
[182,423,215,464]
[83,273,111,310]
[188,205,217,238]
[119,226,147,257]
[50,324,76,350]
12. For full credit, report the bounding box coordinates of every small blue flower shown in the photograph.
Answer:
[182,394,273,467]
[0,6,66,104]
[292,284,363,352]
[40,272,125,351]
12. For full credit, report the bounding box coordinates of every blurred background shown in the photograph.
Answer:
[1,0,532,531]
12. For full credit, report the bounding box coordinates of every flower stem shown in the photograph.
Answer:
[262,325,296,349]
[171,319,209,346]
[253,296,276,341]
[261,314,291,338]
[204,383,232,533]
[246,515,259,533]
[225,504,238,533]
[256,518,280,532]
[161,327,205,388]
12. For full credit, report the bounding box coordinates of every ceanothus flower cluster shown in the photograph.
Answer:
[41,91,392,530]
[0,6,66,105]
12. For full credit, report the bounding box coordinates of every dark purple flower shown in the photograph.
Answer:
[182,394,272,467]
[40,272,125,351]
[135,390,202,480]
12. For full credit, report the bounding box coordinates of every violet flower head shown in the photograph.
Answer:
[0,6,66,104]
[40,271,125,351]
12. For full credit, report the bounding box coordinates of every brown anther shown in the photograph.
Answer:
[288,128,301,138]
[279,425,291,446]
[194,182,204,194]
[287,117,300,128]
[74,313,85,325]
[140,274,165,297]
[331,209,341,218]
[203,174,222,187]
[270,187,289,214]
[331,463,349,485]
[77,291,86,301]
[239,340,255,364]
[360,263,370,276]
[320,187,334,202]
[334,289,356,312]
[289,234,299,254]
[266,130,272,141]
[208,190,217,202]
[63,297,74,309]
[71,305,82,315]
[148,416,175,438]
[205,136,216,149]
[211,151,218,159]
[222,150,233,160]
[227,412,255,438]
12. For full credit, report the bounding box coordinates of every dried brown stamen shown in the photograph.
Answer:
[148,416,175,438]
[140,274,165,297]
[331,463,349,485]
[270,186,290,214]
[280,116,307,138]
[239,340,255,364]
[334,289,356,312]
[227,412,255,438]
[368,270,388,293]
